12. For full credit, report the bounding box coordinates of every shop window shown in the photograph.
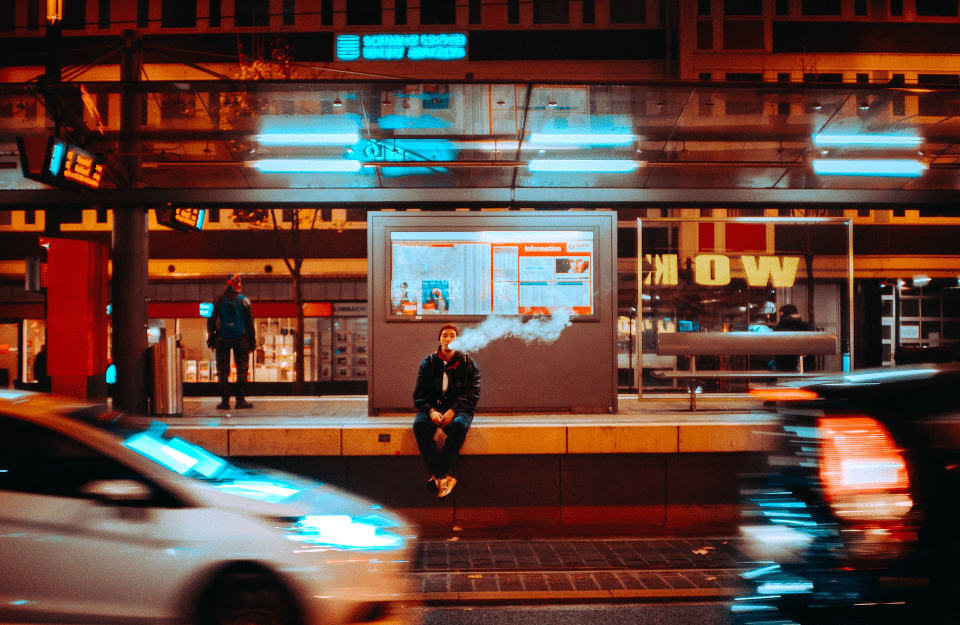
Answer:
[853,0,867,15]
[776,0,788,15]
[801,0,841,15]
[236,0,270,26]
[508,0,520,23]
[138,0,149,27]
[63,0,87,30]
[582,0,594,23]
[162,0,197,28]
[610,0,644,23]
[725,0,762,15]
[160,93,196,119]
[697,20,713,49]
[0,1,14,31]
[333,317,368,380]
[916,0,958,16]
[890,0,903,16]
[421,0,456,24]
[395,0,407,24]
[698,0,711,15]
[917,75,960,117]
[723,20,764,50]
[321,0,333,24]
[98,0,110,29]
[283,0,295,25]
[347,0,383,25]
[210,0,221,26]
[534,0,569,24]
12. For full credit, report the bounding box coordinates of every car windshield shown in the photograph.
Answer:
[119,421,244,481]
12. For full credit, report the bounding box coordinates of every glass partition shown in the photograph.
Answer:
[637,216,853,396]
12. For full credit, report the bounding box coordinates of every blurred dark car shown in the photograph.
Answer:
[734,363,960,625]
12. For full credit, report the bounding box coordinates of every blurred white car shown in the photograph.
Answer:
[0,390,418,625]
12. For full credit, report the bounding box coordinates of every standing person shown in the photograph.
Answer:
[413,323,481,499]
[770,303,815,372]
[207,273,256,409]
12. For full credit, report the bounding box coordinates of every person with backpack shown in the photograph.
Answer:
[412,323,481,499]
[207,273,256,409]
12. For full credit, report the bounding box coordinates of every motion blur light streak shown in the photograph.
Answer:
[528,133,636,146]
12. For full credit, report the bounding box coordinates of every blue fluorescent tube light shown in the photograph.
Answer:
[528,159,641,173]
[812,159,927,177]
[813,133,922,147]
[252,159,363,173]
[255,132,360,145]
[528,133,636,146]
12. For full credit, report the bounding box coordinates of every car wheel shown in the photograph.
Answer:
[199,564,300,625]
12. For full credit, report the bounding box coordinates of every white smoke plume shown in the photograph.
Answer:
[450,308,574,352]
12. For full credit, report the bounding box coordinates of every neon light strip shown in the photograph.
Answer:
[527,159,641,173]
[252,159,362,173]
[813,133,922,147]
[812,159,927,177]
[255,132,360,146]
[47,140,66,177]
[529,133,636,146]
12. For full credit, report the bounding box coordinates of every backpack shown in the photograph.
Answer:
[218,295,246,341]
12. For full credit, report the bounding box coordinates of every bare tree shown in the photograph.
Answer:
[234,208,318,394]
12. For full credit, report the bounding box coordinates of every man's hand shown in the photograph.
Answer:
[430,410,443,425]
[441,409,454,426]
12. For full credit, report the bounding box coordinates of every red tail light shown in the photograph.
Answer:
[818,417,912,521]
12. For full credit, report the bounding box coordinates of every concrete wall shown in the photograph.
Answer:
[367,212,619,415]
[238,452,769,536]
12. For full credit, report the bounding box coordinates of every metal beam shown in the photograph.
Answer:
[4,187,960,207]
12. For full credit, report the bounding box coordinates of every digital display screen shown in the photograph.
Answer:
[156,206,207,232]
[44,138,103,191]
[390,231,594,316]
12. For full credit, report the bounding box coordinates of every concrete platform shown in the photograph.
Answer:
[139,394,782,536]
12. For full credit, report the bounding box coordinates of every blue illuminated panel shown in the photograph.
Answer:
[336,33,467,61]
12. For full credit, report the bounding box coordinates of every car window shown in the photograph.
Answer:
[0,415,169,502]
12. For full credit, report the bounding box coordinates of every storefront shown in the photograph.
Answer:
[147,301,369,395]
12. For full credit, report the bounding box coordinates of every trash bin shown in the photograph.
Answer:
[151,335,183,416]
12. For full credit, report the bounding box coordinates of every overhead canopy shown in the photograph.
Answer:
[3,79,960,207]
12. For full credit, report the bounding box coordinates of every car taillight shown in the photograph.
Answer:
[818,417,912,522]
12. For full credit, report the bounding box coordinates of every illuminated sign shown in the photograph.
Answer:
[43,138,103,191]
[336,33,467,61]
[642,254,800,287]
[391,231,594,316]
[156,205,207,232]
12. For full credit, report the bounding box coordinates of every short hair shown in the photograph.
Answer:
[226,273,242,291]
[779,304,799,317]
[438,323,459,340]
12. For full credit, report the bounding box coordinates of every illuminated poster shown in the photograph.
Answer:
[391,231,594,316]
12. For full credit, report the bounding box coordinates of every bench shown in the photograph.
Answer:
[652,330,839,410]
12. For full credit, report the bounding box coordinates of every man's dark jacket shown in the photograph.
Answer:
[413,351,481,415]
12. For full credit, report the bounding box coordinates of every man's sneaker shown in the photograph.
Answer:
[235,399,254,409]
[426,477,439,493]
[216,400,230,410]
[437,476,457,499]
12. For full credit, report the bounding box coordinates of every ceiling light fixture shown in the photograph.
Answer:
[251,159,362,173]
[527,159,643,173]
[813,133,922,147]
[812,159,927,177]
[529,133,636,147]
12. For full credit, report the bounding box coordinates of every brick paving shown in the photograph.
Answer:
[410,537,749,602]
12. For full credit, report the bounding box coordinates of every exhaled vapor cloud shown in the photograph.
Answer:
[450,308,574,352]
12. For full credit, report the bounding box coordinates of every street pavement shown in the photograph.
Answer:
[409,534,748,605]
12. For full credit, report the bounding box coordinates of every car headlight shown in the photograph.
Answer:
[278,514,407,550]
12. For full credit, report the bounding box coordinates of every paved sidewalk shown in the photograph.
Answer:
[408,536,748,605]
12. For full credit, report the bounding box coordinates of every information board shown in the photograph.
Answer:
[390,231,594,316]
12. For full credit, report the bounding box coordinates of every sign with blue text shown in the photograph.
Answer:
[336,33,467,61]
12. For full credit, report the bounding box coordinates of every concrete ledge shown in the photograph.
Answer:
[164,421,778,457]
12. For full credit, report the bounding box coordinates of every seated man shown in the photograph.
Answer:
[412,323,481,499]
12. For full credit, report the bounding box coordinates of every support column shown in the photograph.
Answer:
[112,30,149,414]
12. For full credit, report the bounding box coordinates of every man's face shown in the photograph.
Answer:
[439,329,458,350]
